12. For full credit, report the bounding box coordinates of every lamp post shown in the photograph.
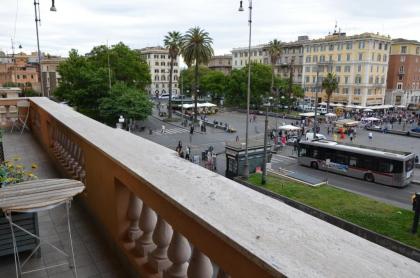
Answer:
[262,97,273,185]
[33,0,57,97]
[239,0,252,178]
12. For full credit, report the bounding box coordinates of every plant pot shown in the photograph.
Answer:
[0,211,39,257]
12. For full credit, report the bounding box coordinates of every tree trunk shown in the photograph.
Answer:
[194,62,199,123]
[168,57,174,119]
[271,63,275,94]
[326,92,331,113]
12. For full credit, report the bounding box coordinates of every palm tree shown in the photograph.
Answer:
[182,26,214,122]
[268,39,282,94]
[322,72,338,113]
[164,31,183,119]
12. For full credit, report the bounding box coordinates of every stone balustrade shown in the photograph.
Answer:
[2,97,419,278]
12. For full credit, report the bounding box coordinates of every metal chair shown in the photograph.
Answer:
[8,105,18,133]
[11,100,30,135]
[0,106,7,126]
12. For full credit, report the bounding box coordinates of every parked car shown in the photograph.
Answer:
[411,127,420,133]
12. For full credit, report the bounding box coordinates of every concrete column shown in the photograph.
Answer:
[164,231,191,278]
[135,204,157,257]
[187,247,213,278]
[149,216,173,272]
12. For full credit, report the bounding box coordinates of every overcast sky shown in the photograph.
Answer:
[1,0,420,57]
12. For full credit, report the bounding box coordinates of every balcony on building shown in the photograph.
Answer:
[0,97,419,278]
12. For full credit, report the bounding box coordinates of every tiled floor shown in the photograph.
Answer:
[0,132,127,278]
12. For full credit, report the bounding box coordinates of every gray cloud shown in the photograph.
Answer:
[1,0,419,57]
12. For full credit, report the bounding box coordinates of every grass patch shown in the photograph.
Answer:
[248,173,420,249]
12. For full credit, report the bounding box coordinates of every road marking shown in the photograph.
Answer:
[153,127,189,135]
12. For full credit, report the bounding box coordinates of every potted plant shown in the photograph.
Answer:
[0,157,39,256]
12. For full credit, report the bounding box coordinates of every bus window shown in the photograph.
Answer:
[379,161,392,173]
[349,157,358,167]
[299,147,307,157]
[393,161,403,173]
[335,153,348,165]
[406,159,414,172]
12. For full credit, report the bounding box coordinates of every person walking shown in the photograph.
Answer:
[368,132,373,142]
[161,125,166,134]
[349,132,353,142]
[235,135,239,142]
[185,146,190,161]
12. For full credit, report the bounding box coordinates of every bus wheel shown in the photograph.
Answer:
[364,173,374,183]
[311,162,319,169]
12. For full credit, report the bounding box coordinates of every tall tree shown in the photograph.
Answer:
[163,31,183,119]
[182,26,214,122]
[322,72,338,113]
[99,82,152,126]
[267,39,282,93]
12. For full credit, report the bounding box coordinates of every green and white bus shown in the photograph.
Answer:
[298,140,416,187]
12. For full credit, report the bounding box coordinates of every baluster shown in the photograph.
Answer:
[187,247,213,278]
[135,204,157,257]
[127,193,142,244]
[164,231,191,278]
[148,216,173,272]
[217,269,230,278]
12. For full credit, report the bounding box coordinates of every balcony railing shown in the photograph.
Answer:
[1,97,419,277]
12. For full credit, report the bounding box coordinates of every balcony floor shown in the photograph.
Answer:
[0,132,127,278]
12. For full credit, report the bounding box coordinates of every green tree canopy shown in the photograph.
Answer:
[200,70,228,101]
[179,66,211,95]
[322,72,338,111]
[99,82,152,125]
[55,43,151,123]
[225,63,272,108]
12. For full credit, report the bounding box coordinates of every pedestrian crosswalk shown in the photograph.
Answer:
[153,127,189,136]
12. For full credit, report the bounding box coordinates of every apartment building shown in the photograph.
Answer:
[385,39,420,108]
[41,57,65,97]
[207,54,232,75]
[138,46,180,97]
[302,32,391,106]
[231,37,306,84]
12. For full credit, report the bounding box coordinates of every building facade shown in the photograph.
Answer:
[207,54,232,75]
[302,32,391,107]
[385,39,420,108]
[231,37,306,85]
[138,46,180,97]
[0,52,40,92]
[41,57,65,97]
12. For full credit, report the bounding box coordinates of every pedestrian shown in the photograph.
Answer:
[236,135,239,142]
[190,125,194,135]
[161,125,165,134]
[349,133,353,142]
[368,132,373,142]
[185,146,191,161]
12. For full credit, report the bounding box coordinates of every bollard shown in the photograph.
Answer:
[412,192,420,234]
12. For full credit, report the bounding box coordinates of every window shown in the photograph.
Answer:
[346,42,353,50]
[306,56,311,63]
[354,88,361,95]
[358,41,365,49]
[161,55,166,59]
[417,47,420,55]
[313,56,318,63]
[155,76,159,81]
[399,65,405,74]
[378,43,383,50]
[397,83,402,90]
[154,69,159,73]
[344,65,351,72]
[329,44,334,51]
[383,54,387,62]
[234,53,238,58]
[345,76,349,84]
[336,66,341,72]
[305,66,310,72]
[343,88,349,94]
[369,76,373,84]
[355,75,362,84]
[401,46,407,54]
[358,53,363,61]
[305,76,310,83]
[155,62,159,66]
[161,75,166,81]
[347,53,351,61]
[320,55,325,62]
[384,43,388,51]
[329,55,333,62]
[357,65,362,72]
[377,54,381,62]
[337,54,341,62]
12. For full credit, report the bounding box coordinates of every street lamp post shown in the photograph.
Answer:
[262,97,273,185]
[33,0,56,97]
[239,0,252,178]
[313,65,320,135]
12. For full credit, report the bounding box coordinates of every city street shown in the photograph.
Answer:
[136,106,420,209]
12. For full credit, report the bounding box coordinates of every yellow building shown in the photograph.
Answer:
[302,32,391,106]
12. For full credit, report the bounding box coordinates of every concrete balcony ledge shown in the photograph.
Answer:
[21,97,420,277]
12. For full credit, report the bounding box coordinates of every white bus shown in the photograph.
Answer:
[298,140,415,187]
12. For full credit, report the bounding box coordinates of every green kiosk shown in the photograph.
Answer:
[225,140,272,179]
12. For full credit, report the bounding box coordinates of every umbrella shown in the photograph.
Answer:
[364,108,373,112]
[325,113,337,117]
[278,125,301,131]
